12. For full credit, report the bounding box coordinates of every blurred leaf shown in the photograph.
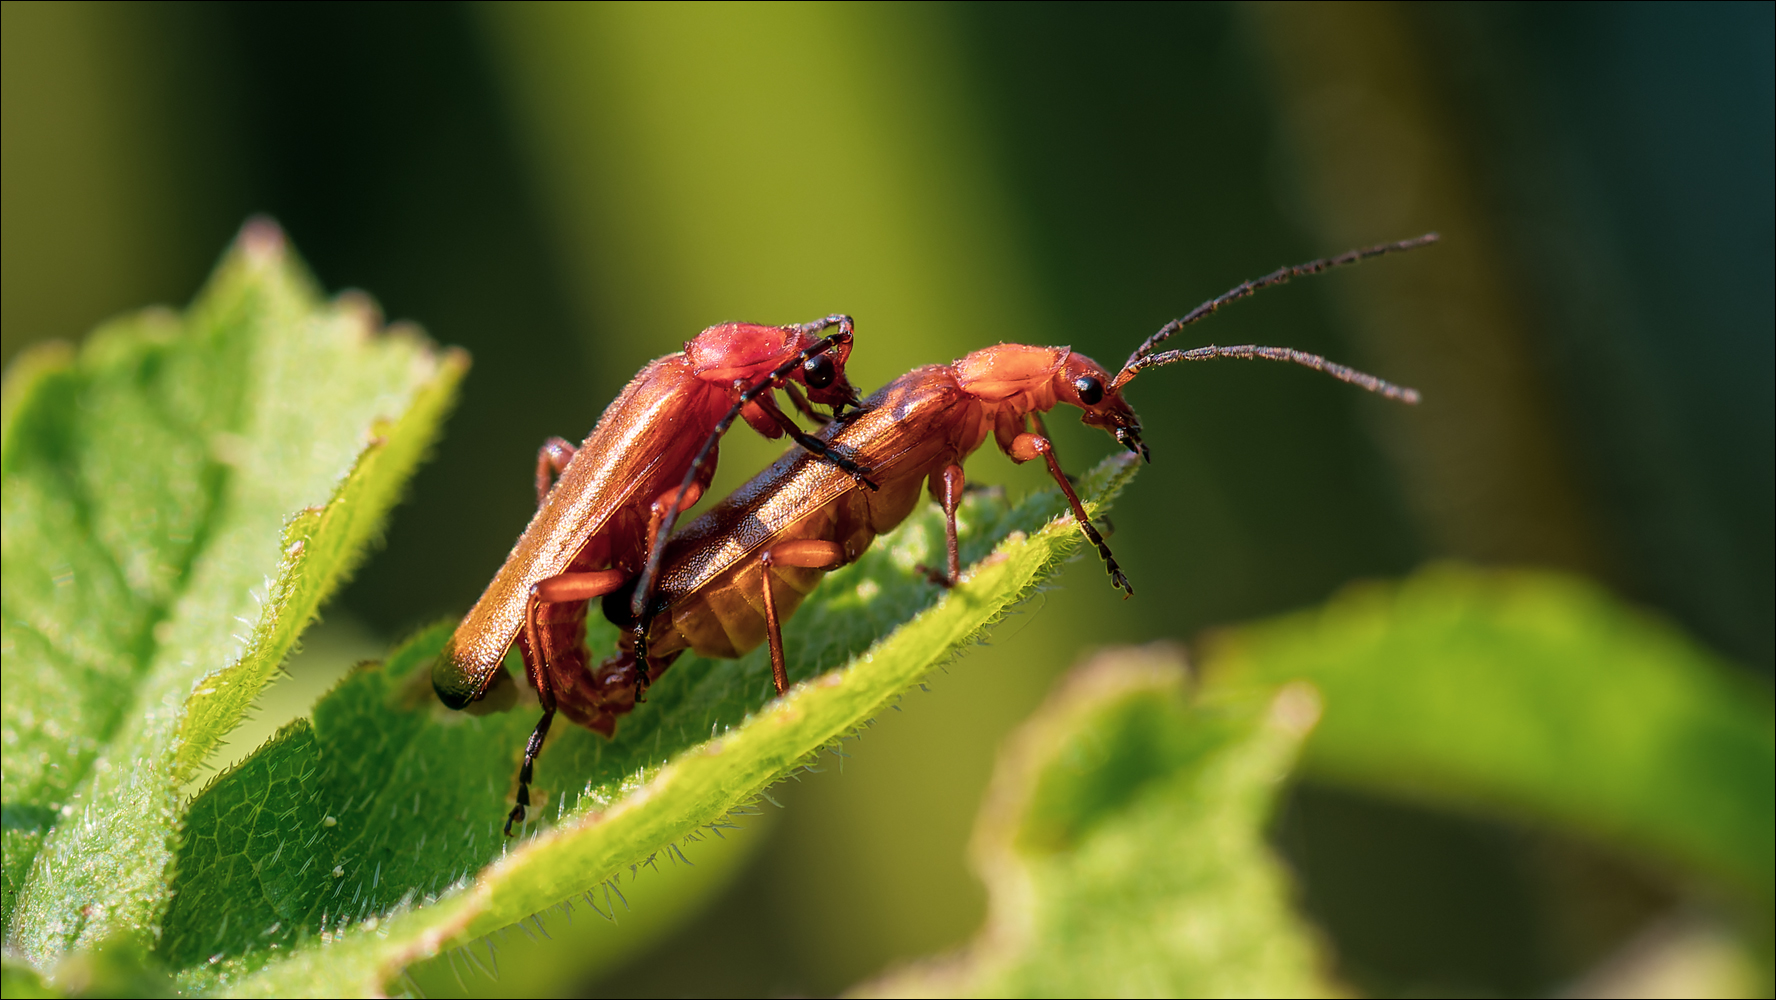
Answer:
[401,798,773,1000]
[1562,912,1767,999]
[857,646,1332,998]
[0,219,465,967]
[14,936,176,999]
[1201,565,1775,902]
[1,957,58,998]
[161,454,1137,997]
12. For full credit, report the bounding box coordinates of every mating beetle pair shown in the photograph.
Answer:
[432,235,1436,832]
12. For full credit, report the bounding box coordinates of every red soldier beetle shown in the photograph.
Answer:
[506,235,1436,801]
[428,315,877,832]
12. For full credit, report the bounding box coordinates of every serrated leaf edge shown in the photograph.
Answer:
[172,348,468,782]
[209,452,1139,996]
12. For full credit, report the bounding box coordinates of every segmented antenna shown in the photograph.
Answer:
[1112,232,1439,391]
[1122,343,1419,403]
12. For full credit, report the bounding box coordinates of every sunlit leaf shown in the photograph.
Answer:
[0,220,466,968]
[162,454,1137,996]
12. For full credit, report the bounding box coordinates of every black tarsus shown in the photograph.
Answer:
[1033,437,1131,597]
[1119,233,1440,378]
[626,316,859,680]
[751,392,878,490]
[505,708,555,836]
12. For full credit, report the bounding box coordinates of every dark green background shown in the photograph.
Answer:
[3,3,1768,995]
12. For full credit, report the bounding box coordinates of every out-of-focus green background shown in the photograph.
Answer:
[4,2,1769,995]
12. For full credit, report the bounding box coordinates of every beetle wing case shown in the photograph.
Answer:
[433,354,729,705]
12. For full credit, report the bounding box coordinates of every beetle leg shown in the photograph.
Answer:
[631,620,651,703]
[505,708,554,836]
[1028,413,1076,485]
[759,540,847,695]
[510,569,628,835]
[625,484,707,703]
[509,592,551,837]
[740,396,785,439]
[1009,432,1133,596]
[751,392,879,490]
[916,464,966,587]
[535,437,577,507]
[527,569,628,694]
[644,483,705,564]
[532,570,629,604]
[783,382,831,425]
[789,313,855,340]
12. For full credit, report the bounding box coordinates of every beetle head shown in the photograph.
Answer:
[790,328,861,410]
[1057,351,1149,462]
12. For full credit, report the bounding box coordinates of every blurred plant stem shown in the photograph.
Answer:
[1244,1,1604,573]
[0,2,236,366]
[479,1,1049,395]
[2,2,165,362]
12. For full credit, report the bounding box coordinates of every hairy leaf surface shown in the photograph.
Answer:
[0,220,465,963]
[161,455,1137,996]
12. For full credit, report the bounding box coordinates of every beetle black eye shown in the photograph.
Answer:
[803,353,836,389]
[1073,375,1104,406]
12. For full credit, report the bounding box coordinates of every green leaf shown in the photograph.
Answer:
[1,957,59,998]
[856,646,1332,998]
[160,453,1138,996]
[1199,565,1776,902]
[1,219,466,966]
[1,937,175,998]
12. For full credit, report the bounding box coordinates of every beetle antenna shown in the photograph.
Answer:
[1113,233,1438,389]
[630,317,854,621]
[1118,343,1419,403]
